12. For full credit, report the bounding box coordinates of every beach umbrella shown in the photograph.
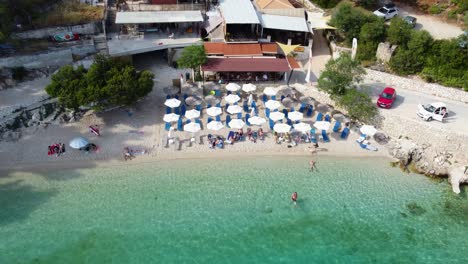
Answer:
[278,86,295,96]
[360,125,377,136]
[205,95,220,105]
[242,83,256,93]
[163,86,179,95]
[269,111,285,122]
[293,122,311,133]
[299,95,316,105]
[248,116,266,126]
[184,86,202,96]
[374,132,389,144]
[225,94,241,104]
[282,97,298,108]
[273,123,291,133]
[206,107,222,117]
[207,121,224,131]
[163,113,180,122]
[184,122,201,133]
[288,111,303,122]
[228,119,245,129]
[227,105,242,114]
[185,96,202,106]
[69,137,89,149]
[263,87,277,96]
[265,100,281,110]
[210,84,221,90]
[316,103,329,113]
[314,121,331,131]
[226,83,241,92]
[332,113,350,123]
[185,109,200,119]
[164,98,181,108]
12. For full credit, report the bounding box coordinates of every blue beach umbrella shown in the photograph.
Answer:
[69,137,89,149]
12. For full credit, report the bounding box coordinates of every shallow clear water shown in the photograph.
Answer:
[0,157,467,263]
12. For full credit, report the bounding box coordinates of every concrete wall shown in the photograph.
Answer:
[0,49,73,69]
[14,23,97,40]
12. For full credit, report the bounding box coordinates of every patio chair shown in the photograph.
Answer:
[322,130,330,142]
[324,114,331,122]
[245,113,251,126]
[340,127,350,139]
[306,105,313,117]
[316,112,323,121]
[181,104,187,115]
[177,118,183,131]
[165,122,171,131]
[226,115,232,128]
[333,121,341,133]
[216,115,221,122]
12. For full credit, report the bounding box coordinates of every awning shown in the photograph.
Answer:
[307,12,336,30]
[219,0,260,24]
[261,43,278,54]
[204,43,269,56]
[260,14,310,32]
[286,57,301,69]
[202,58,291,72]
[115,11,203,24]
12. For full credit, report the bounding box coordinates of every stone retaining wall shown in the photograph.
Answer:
[14,23,98,40]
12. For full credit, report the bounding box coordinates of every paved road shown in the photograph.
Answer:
[362,81,468,134]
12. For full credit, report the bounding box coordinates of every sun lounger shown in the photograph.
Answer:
[282,109,288,118]
[243,101,249,112]
[316,112,323,121]
[359,142,378,151]
[245,113,251,126]
[251,101,257,108]
[271,95,276,100]
[166,107,172,114]
[287,119,293,126]
[306,105,313,117]
[174,107,180,115]
[226,131,235,144]
[324,114,331,122]
[262,94,268,103]
[183,94,188,100]
[310,129,317,144]
[165,122,171,131]
[265,108,270,118]
[207,104,212,109]
[216,103,221,107]
[181,104,186,115]
[299,103,306,113]
[225,103,230,112]
[196,105,201,112]
[186,119,191,125]
[208,117,213,123]
[227,91,232,95]
[216,115,221,122]
[166,95,171,99]
[321,130,330,142]
[177,118,183,131]
[226,115,231,127]
[237,113,242,119]
[175,95,179,100]
[281,95,285,101]
[215,90,221,96]
[269,119,274,130]
[333,121,341,133]
[340,127,350,139]
[195,118,202,129]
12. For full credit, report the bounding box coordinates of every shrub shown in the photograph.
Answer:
[330,3,372,46]
[428,5,443,14]
[390,30,433,75]
[336,88,377,123]
[356,18,386,61]
[387,17,413,47]
[309,0,341,9]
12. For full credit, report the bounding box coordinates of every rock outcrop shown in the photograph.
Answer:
[448,167,468,194]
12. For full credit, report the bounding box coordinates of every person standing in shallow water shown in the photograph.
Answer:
[309,160,317,172]
[291,192,298,205]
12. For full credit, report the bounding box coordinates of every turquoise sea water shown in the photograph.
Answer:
[0,156,467,263]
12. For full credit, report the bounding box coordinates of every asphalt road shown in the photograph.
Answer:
[361,81,468,134]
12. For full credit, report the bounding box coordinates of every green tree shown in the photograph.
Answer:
[310,0,341,9]
[387,17,413,47]
[176,45,207,81]
[356,18,386,61]
[330,3,370,45]
[318,53,366,96]
[390,30,433,75]
[45,65,87,109]
[337,88,377,123]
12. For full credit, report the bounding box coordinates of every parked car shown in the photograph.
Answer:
[403,15,417,28]
[374,3,399,20]
[416,102,448,122]
[377,87,397,109]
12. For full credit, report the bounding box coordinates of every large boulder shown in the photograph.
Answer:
[448,166,468,194]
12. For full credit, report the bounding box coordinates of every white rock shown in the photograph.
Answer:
[448,166,468,194]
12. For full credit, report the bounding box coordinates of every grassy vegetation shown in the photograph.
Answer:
[33,1,104,28]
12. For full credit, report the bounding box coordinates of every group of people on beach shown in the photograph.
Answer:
[48,143,66,157]
[207,134,224,149]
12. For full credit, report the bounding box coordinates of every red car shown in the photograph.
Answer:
[377,87,396,108]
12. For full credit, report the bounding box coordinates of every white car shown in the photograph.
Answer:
[416,102,448,122]
[374,4,399,20]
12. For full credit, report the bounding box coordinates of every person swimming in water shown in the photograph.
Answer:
[291,192,298,205]
[309,160,317,172]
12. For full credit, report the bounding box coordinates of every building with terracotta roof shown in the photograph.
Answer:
[256,0,294,10]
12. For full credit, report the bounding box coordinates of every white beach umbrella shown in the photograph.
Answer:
[184,109,200,119]
[184,122,201,133]
[316,103,329,113]
[226,83,241,92]
[207,121,224,131]
[360,125,377,136]
[293,122,311,133]
[288,111,303,122]
[163,113,180,122]
[185,96,202,106]
[263,87,277,96]
[227,105,242,114]
[265,100,281,110]
[269,111,285,122]
[242,83,256,93]
[314,121,331,131]
[225,94,241,104]
[273,123,291,133]
[69,137,89,149]
[206,106,222,117]
[164,98,181,108]
[248,116,266,126]
[228,119,245,129]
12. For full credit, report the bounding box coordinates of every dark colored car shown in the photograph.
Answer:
[377,87,396,109]
[404,15,417,28]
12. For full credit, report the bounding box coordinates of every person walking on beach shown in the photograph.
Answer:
[291,192,298,205]
[309,160,317,172]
